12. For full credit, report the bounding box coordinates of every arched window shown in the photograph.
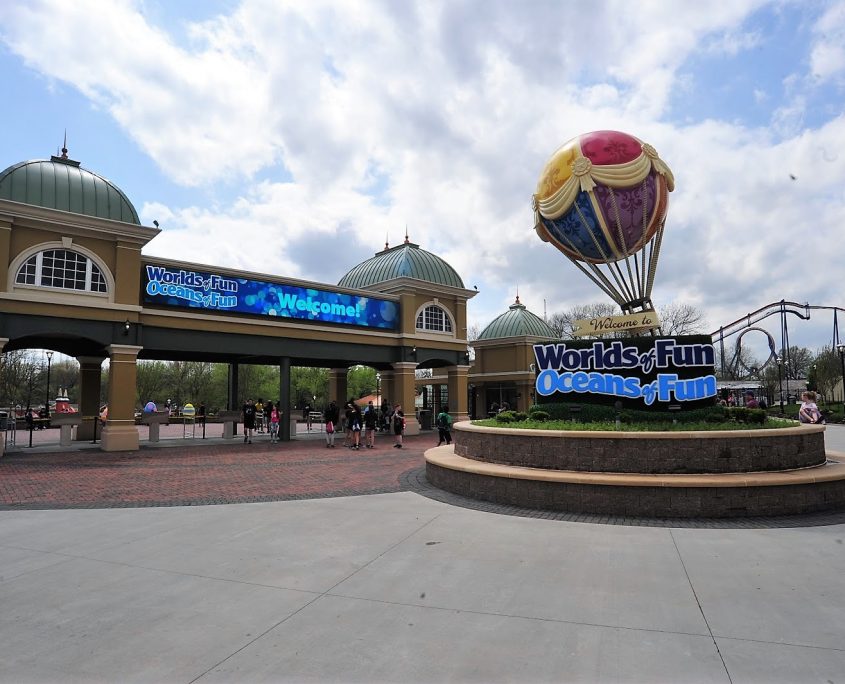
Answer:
[416,304,453,333]
[15,249,108,293]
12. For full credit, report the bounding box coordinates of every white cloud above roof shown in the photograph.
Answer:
[0,0,843,345]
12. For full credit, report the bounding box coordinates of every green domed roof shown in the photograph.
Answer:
[478,298,555,340]
[338,241,464,290]
[0,156,140,225]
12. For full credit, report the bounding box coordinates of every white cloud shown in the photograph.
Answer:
[810,0,845,82]
[1,0,844,345]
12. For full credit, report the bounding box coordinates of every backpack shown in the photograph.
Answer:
[437,412,449,428]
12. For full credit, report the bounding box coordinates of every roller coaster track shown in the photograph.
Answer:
[711,301,845,341]
[711,300,845,381]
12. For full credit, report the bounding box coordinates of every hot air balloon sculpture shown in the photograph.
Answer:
[533,130,674,316]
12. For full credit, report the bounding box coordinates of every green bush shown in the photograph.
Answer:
[513,411,529,422]
[495,410,517,423]
[533,402,727,425]
[529,410,550,422]
[726,407,765,425]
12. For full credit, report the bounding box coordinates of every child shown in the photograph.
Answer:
[392,404,405,448]
[269,404,280,443]
[798,391,823,424]
[436,406,452,446]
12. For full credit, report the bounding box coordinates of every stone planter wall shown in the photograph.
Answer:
[453,423,826,474]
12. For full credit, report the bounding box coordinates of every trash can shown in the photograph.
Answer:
[0,412,7,431]
[418,409,432,430]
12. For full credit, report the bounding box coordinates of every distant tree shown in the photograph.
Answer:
[547,303,617,339]
[780,346,813,380]
[658,302,706,336]
[0,350,42,408]
[808,347,840,404]
[136,360,169,406]
[347,365,376,400]
[467,323,482,342]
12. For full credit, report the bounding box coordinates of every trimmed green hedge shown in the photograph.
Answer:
[529,402,766,425]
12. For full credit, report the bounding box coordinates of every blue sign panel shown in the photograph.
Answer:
[143,264,399,330]
[533,338,717,406]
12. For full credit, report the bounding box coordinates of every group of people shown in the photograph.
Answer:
[241,398,282,444]
[323,400,406,450]
[238,398,457,448]
[718,391,767,409]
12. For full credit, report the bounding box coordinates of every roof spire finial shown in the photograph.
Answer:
[61,129,68,159]
[385,231,389,251]
[404,224,409,244]
[515,287,520,305]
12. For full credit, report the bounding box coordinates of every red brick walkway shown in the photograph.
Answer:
[0,434,434,509]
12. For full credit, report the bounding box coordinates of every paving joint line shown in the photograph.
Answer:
[670,529,733,684]
[0,543,323,597]
[188,512,443,683]
[712,633,845,653]
[323,591,713,639]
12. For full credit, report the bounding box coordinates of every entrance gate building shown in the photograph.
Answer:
[0,151,475,451]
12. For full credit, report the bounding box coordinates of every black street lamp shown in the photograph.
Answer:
[44,351,54,417]
[776,355,783,409]
[837,344,845,415]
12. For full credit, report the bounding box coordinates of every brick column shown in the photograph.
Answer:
[391,362,419,435]
[76,356,105,440]
[517,380,535,413]
[447,365,471,423]
[328,368,348,404]
[100,344,142,452]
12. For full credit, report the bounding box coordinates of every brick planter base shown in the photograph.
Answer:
[423,423,844,518]
[426,447,845,518]
[454,423,826,474]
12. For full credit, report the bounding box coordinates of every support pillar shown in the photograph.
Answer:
[380,371,394,407]
[447,365,471,423]
[516,380,535,413]
[100,344,142,452]
[391,362,419,435]
[76,356,105,440]
[328,368,348,405]
[228,362,239,410]
[0,338,7,457]
[228,362,239,436]
[279,357,291,441]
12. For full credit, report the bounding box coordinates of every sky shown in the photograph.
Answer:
[1,0,844,359]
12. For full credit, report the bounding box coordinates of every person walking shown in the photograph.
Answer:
[324,400,339,448]
[392,404,405,448]
[349,403,363,450]
[256,398,265,433]
[242,398,256,444]
[364,401,377,448]
[436,405,453,446]
[343,402,355,447]
[268,402,280,443]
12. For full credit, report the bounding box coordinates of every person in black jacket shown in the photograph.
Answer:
[363,401,377,448]
[349,404,363,450]
[242,399,256,444]
[324,401,340,448]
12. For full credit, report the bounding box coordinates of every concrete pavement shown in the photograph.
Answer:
[2,490,844,683]
[2,426,845,682]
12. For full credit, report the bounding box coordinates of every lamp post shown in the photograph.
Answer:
[376,373,381,407]
[776,355,783,409]
[45,351,54,417]
[838,344,845,415]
